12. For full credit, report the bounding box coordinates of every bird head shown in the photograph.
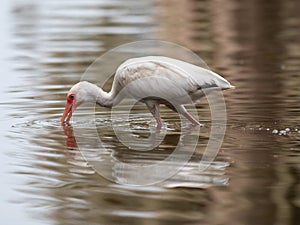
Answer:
[61,81,98,123]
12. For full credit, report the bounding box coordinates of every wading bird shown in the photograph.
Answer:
[61,56,234,126]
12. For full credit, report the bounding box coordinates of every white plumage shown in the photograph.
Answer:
[61,56,234,126]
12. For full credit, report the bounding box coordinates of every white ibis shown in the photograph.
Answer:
[61,56,234,126]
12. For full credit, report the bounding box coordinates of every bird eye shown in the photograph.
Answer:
[68,95,75,103]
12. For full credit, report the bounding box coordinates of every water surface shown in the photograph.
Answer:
[1,0,300,225]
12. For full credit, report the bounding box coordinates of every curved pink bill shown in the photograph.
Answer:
[61,102,73,123]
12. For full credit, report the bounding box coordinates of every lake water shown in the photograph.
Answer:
[1,0,300,225]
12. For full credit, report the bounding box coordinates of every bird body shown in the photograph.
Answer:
[61,56,234,126]
[116,56,232,103]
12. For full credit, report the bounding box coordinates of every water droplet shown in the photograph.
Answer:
[279,130,287,135]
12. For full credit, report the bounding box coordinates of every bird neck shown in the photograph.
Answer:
[82,81,123,108]
[94,84,122,108]
[94,88,113,108]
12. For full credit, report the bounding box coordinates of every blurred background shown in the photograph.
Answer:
[1,0,300,225]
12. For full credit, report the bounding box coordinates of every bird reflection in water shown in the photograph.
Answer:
[62,123,78,152]
[61,122,228,187]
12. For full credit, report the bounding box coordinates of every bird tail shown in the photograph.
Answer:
[221,84,235,91]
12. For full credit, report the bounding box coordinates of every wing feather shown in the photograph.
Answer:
[115,56,233,104]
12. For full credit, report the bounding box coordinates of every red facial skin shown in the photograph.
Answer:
[61,94,79,123]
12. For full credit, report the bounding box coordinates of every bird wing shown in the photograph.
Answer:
[115,56,233,104]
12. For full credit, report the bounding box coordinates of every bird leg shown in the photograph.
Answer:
[177,105,201,126]
[146,101,163,128]
[182,111,201,126]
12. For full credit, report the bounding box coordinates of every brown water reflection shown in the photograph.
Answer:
[3,0,300,224]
